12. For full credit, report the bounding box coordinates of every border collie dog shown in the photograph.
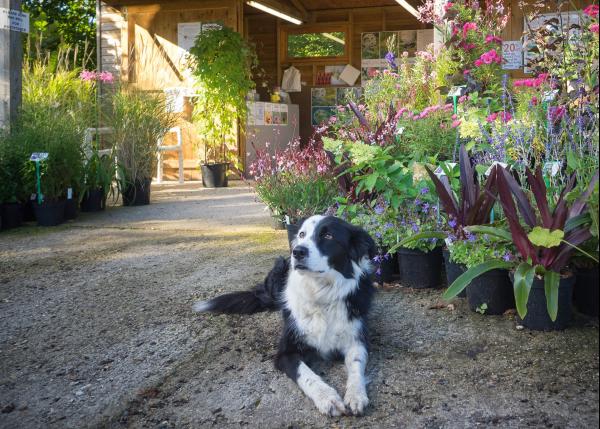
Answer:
[193,215,376,416]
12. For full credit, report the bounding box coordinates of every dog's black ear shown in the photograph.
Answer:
[349,225,376,262]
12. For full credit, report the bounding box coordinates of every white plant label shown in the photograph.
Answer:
[30,152,49,161]
[0,7,29,33]
[67,188,73,200]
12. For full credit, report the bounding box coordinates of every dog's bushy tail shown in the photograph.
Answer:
[193,257,289,315]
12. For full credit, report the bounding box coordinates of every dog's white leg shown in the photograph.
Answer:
[343,344,369,415]
[296,362,347,416]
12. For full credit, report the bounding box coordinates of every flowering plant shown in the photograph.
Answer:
[394,186,443,253]
[248,137,337,223]
[448,232,515,269]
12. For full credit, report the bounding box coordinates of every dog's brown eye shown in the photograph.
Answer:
[323,233,333,240]
[298,231,305,238]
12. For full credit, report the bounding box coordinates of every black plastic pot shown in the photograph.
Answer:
[443,249,467,298]
[397,247,443,288]
[1,202,23,230]
[64,198,78,220]
[81,188,105,212]
[286,222,299,251]
[512,273,575,331]
[34,200,66,226]
[466,269,513,315]
[122,178,151,206]
[573,266,598,318]
[201,163,229,188]
[23,200,36,222]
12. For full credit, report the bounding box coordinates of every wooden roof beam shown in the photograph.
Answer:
[289,0,310,21]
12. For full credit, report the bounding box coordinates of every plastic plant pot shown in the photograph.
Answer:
[397,246,443,288]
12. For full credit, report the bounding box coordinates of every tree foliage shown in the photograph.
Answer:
[23,0,96,63]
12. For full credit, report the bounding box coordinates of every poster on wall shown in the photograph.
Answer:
[361,32,380,60]
[379,31,399,58]
[311,87,363,126]
[523,12,580,73]
[177,22,202,52]
[502,41,523,70]
[360,30,433,85]
[324,65,347,86]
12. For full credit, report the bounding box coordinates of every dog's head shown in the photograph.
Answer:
[291,215,376,279]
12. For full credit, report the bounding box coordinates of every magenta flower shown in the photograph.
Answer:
[462,22,478,38]
[485,35,503,44]
[80,70,97,81]
[98,71,114,83]
[486,112,498,123]
[451,120,461,128]
[591,23,599,34]
[583,4,599,17]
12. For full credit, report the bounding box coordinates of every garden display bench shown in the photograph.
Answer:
[156,126,184,184]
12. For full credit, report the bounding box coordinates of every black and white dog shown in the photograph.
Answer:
[193,215,376,416]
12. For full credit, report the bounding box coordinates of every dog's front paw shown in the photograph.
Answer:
[344,387,369,416]
[313,386,347,417]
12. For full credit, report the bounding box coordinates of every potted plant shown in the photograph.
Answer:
[248,138,337,248]
[389,187,444,289]
[111,90,175,206]
[349,202,399,284]
[445,167,599,330]
[446,232,516,314]
[81,150,114,212]
[189,25,259,187]
[0,132,28,230]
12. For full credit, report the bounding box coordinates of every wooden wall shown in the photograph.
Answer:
[246,5,431,143]
[101,0,243,181]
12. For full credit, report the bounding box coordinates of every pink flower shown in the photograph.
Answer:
[98,71,114,83]
[486,112,498,122]
[462,22,478,38]
[463,69,471,75]
[444,2,454,12]
[451,120,461,128]
[583,4,599,17]
[452,25,460,37]
[451,114,458,120]
[549,106,566,123]
[460,41,476,50]
[498,111,512,122]
[485,34,503,44]
[440,123,446,129]
[80,70,97,81]
[475,49,502,66]
[458,95,469,103]
[591,23,599,34]
[531,96,538,105]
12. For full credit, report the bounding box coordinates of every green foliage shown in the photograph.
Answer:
[83,151,114,199]
[111,90,176,186]
[348,204,400,251]
[449,234,515,269]
[189,26,258,164]
[0,132,30,203]
[527,227,564,248]
[23,0,96,63]
[253,174,337,224]
[287,32,345,58]
[396,111,457,161]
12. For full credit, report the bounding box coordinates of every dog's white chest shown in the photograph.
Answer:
[284,272,360,355]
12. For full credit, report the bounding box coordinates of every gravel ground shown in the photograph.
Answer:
[1,182,598,429]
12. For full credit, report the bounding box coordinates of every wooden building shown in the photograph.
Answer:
[98,0,575,180]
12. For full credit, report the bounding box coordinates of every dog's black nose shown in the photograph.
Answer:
[293,245,308,260]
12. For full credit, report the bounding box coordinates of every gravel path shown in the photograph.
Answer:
[1,182,598,429]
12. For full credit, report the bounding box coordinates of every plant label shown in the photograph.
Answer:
[447,86,466,98]
[67,188,73,200]
[30,152,49,162]
[543,161,561,177]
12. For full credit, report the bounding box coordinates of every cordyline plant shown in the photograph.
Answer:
[445,166,599,321]
[388,145,499,252]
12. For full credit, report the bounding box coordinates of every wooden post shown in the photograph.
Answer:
[0,0,23,129]
[433,0,445,53]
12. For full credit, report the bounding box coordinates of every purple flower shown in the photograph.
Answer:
[384,222,394,230]
[374,204,385,215]
[385,51,397,70]
[376,268,382,276]
[411,223,420,233]
[375,232,383,239]
[414,198,422,206]
[448,219,457,229]
[466,232,477,242]
[384,253,391,260]
[420,187,429,195]
[373,254,383,263]
[502,252,512,262]
[422,203,430,212]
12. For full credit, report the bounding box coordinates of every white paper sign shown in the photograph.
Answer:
[0,7,29,33]
[30,152,49,161]
[177,22,201,52]
[502,41,523,70]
